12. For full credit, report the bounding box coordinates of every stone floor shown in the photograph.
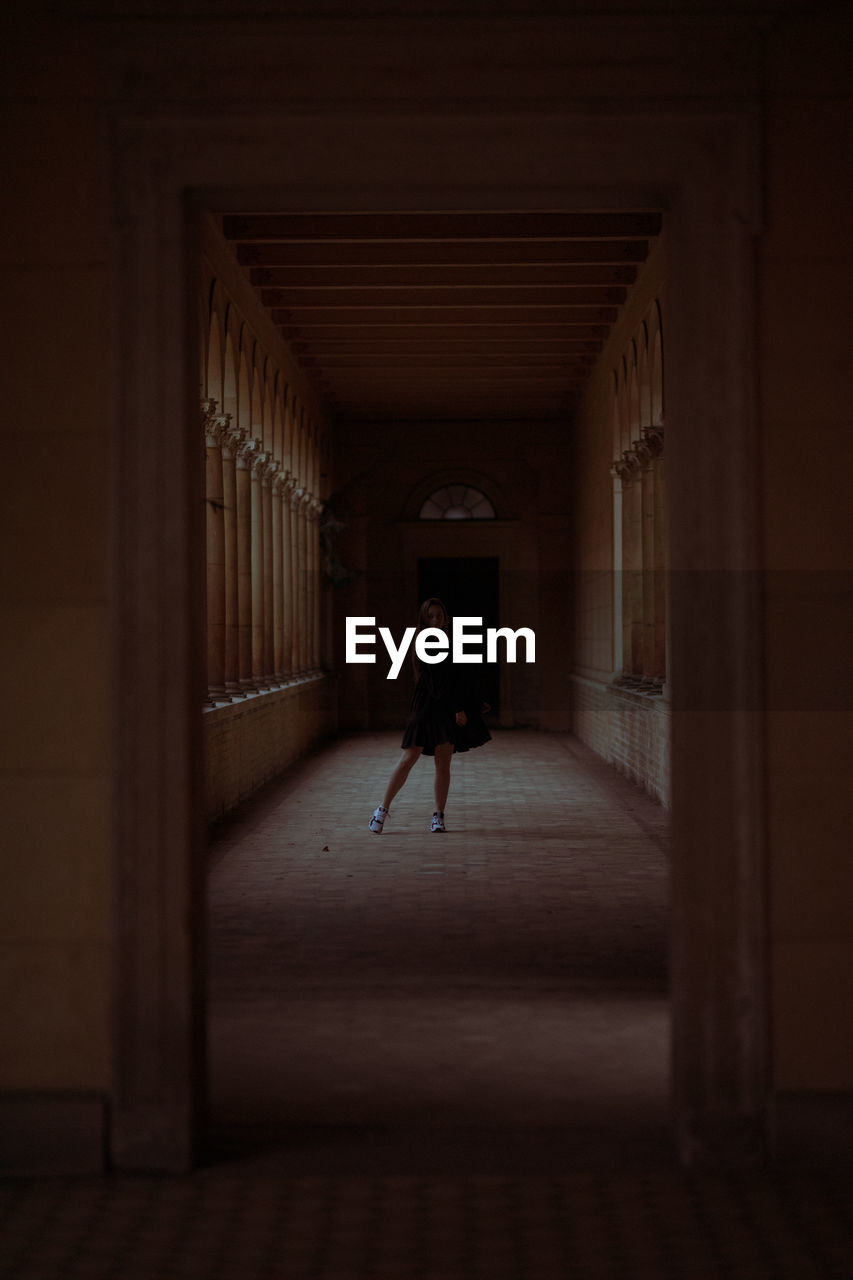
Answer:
[207,730,671,1172]
[1,731,851,1278]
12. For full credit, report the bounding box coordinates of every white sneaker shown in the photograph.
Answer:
[369,805,388,833]
[430,811,446,833]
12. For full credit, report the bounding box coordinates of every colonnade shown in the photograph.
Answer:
[202,397,324,706]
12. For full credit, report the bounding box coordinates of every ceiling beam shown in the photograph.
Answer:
[297,355,593,369]
[248,264,637,287]
[259,285,627,308]
[234,239,651,268]
[274,305,618,326]
[223,212,662,240]
[279,323,611,341]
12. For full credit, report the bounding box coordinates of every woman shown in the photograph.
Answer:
[368,597,491,833]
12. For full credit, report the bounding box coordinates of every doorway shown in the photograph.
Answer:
[418,556,500,717]
[112,112,766,1170]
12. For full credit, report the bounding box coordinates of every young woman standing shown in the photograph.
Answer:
[368,597,491,833]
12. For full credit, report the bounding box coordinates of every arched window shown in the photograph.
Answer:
[419,484,496,520]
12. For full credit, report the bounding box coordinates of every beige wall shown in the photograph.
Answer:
[760,11,853,1091]
[0,21,112,1100]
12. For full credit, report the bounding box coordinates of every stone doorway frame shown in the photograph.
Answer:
[111,110,765,1170]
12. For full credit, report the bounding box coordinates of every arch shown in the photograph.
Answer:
[419,484,496,520]
[206,310,223,405]
[283,390,294,474]
[627,347,640,444]
[651,301,664,427]
[249,360,263,445]
[223,331,237,422]
[273,391,284,467]
[637,321,652,431]
[617,366,629,456]
[403,468,507,521]
[237,347,251,437]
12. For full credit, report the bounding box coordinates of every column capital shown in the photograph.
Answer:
[272,468,294,496]
[221,422,247,459]
[289,485,305,511]
[641,423,665,456]
[235,435,258,470]
[260,457,279,486]
[202,398,231,447]
[610,422,664,482]
[250,442,271,478]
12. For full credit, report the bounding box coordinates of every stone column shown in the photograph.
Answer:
[651,424,668,689]
[250,442,271,691]
[221,421,246,699]
[271,470,285,684]
[261,455,277,687]
[235,436,257,694]
[298,491,312,675]
[290,485,304,677]
[309,496,324,672]
[280,472,295,683]
[203,399,230,705]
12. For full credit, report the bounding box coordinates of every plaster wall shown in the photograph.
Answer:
[0,21,111,1131]
[760,12,853,1094]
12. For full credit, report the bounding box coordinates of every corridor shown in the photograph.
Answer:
[207,731,670,1174]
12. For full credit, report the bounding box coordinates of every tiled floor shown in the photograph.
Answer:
[2,732,851,1278]
[207,730,670,1169]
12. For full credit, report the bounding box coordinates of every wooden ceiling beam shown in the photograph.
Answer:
[336,402,577,419]
[291,339,602,354]
[235,239,650,268]
[223,212,661,240]
[324,375,582,389]
[248,264,637,287]
[279,323,611,341]
[259,285,626,308]
[274,305,618,326]
[298,355,593,370]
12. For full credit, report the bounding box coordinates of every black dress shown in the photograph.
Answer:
[400,657,492,756]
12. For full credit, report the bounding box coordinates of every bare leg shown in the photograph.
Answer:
[381,746,423,810]
[433,742,454,812]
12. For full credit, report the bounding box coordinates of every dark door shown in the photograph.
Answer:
[417,556,500,716]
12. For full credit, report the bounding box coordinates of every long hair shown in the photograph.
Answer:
[412,596,450,677]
